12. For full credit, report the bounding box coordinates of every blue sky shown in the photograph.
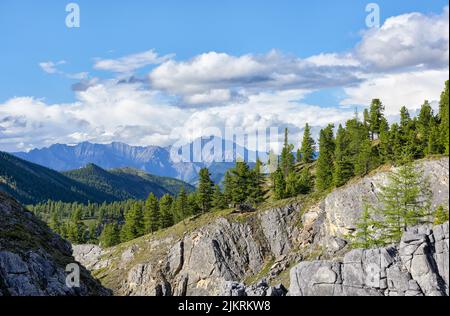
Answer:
[0,1,448,151]
[0,0,447,103]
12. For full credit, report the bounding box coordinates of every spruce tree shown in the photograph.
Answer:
[417,100,434,156]
[198,168,214,213]
[316,124,335,191]
[159,194,174,228]
[144,193,160,233]
[378,118,391,163]
[300,123,316,163]
[354,138,372,176]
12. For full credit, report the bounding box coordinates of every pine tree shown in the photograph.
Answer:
[439,80,449,154]
[417,100,434,156]
[378,118,391,163]
[99,223,120,247]
[198,168,214,213]
[427,121,442,155]
[316,124,335,191]
[368,99,385,139]
[375,163,432,243]
[144,193,160,233]
[231,161,252,204]
[354,137,372,176]
[280,128,295,177]
[300,123,316,163]
[159,194,174,228]
[272,167,286,200]
[333,124,352,187]
[249,159,264,204]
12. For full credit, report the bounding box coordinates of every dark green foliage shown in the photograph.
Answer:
[417,101,436,156]
[333,124,353,187]
[300,123,316,163]
[367,99,385,139]
[280,128,295,177]
[99,223,120,247]
[144,193,160,233]
[120,203,145,242]
[211,185,227,210]
[67,207,87,244]
[316,124,335,191]
[172,187,189,223]
[222,160,265,206]
[159,194,174,228]
[272,167,286,200]
[439,80,449,154]
[197,168,214,213]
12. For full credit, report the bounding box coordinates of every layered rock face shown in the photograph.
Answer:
[0,192,110,296]
[74,205,299,296]
[290,222,449,296]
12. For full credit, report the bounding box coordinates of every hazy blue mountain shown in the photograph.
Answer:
[14,138,263,185]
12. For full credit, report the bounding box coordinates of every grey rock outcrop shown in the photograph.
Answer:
[302,158,449,255]
[220,279,287,296]
[74,205,299,296]
[0,192,110,296]
[290,222,449,296]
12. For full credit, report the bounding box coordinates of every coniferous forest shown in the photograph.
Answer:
[28,81,449,248]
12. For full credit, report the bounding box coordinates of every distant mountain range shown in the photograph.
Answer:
[13,139,261,185]
[0,151,194,205]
